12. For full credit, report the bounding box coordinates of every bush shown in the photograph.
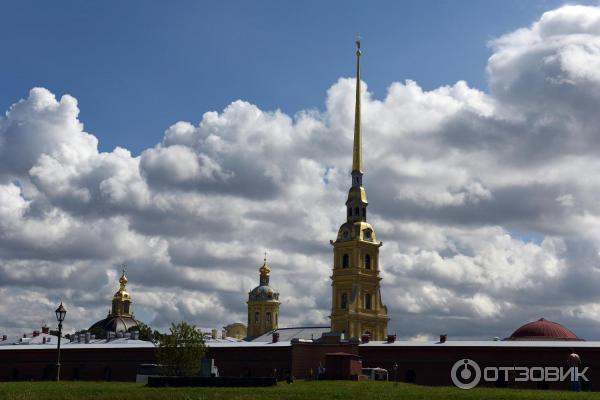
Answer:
[157,321,206,376]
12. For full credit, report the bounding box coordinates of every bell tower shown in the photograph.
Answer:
[329,38,389,341]
[247,255,280,338]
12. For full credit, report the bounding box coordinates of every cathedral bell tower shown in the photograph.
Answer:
[329,38,389,341]
[247,255,280,338]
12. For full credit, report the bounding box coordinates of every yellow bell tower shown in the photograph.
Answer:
[247,255,280,338]
[330,38,389,341]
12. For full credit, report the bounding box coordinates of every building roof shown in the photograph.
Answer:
[205,338,600,349]
[89,315,141,333]
[248,326,330,342]
[0,332,154,350]
[506,318,582,341]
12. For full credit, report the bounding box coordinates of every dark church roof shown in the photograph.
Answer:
[89,315,141,333]
[507,318,583,341]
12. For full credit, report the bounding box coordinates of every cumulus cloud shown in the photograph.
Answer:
[3,4,600,340]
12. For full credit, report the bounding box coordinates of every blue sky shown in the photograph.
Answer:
[1,0,567,154]
[6,2,600,338]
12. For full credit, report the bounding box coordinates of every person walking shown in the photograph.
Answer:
[567,349,582,392]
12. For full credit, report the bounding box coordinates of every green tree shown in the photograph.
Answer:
[157,321,206,376]
[88,326,107,339]
[128,322,161,343]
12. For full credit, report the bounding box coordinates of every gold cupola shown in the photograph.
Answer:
[89,266,141,335]
[259,256,271,286]
[111,268,133,317]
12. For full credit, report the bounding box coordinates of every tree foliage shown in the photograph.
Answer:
[157,321,206,376]
[128,322,161,343]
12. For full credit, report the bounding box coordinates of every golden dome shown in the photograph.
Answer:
[119,271,128,286]
[259,261,270,276]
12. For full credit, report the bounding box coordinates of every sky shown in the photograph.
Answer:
[1,0,568,154]
[3,1,600,341]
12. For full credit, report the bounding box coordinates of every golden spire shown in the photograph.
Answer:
[111,265,132,317]
[259,252,270,276]
[352,35,363,174]
[258,252,271,286]
[119,264,128,289]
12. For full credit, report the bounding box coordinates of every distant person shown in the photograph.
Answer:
[309,368,313,380]
[567,349,582,392]
[317,362,325,380]
[286,371,294,384]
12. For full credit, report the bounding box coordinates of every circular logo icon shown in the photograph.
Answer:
[451,359,481,389]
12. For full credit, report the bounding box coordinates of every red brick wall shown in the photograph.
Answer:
[207,346,292,379]
[0,347,156,381]
[291,343,359,378]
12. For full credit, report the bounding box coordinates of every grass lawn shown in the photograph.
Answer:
[2,380,600,400]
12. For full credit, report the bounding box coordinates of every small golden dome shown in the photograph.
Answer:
[259,261,270,276]
[259,252,270,276]
[119,271,128,286]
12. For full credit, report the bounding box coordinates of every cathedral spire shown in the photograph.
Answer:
[259,252,270,286]
[352,35,363,179]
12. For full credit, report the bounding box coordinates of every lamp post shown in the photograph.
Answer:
[393,362,398,386]
[55,302,67,381]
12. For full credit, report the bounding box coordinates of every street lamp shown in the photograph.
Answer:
[55,302,67,381]
[393,362,398,386]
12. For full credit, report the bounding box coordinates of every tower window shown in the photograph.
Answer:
[254,312,260,323]
[342,254,349,268]
[362,208,366,217]
[365,293,372,310]
[341,293,348,309]
[347,207,351,217]
[365,254,371,270]
[266,312,271,324]
[355,207,359,216]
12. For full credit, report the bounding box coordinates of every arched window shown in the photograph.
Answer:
[342,254,349,268]
[254,312,260,323]
[341,293,348,309]
[362,208,366,218]
[365,254,371,270]
[365,293,372,309]
[355,207,359,216]
[266,312,271,324]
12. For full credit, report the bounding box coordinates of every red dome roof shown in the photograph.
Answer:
[507,318,582,341]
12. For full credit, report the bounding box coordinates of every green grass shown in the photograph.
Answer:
[1,380,600,400]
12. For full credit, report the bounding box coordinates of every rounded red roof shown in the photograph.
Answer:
[508,318,582,341]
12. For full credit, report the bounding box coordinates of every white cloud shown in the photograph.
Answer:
[3,4,600,341]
